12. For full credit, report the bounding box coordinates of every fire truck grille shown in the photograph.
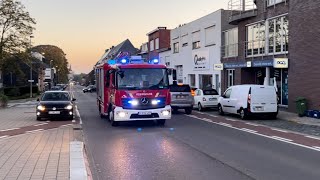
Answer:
[130,113,160,119]
[122,98,166,110]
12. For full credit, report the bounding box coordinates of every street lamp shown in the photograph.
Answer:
[29,35,34,98]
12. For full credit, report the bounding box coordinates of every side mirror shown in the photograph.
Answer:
[222,95,226,98]
[37,98,40,101]
[72,98,76,101]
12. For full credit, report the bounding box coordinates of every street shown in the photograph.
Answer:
[72,85,320,180]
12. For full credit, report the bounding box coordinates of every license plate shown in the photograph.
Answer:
[49,111,60,115]
[209,98,217,101]
[176,95,186,99]
[254,107,264,111]
[138,112,152,115]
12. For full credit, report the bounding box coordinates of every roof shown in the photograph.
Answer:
[97,39,138,65]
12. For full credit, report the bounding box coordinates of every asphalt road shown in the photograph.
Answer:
[72,85,320,180]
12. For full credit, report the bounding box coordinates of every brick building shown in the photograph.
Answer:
[146,27,171,61]
[220,0,320,112]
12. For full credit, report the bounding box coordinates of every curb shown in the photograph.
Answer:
[70,141,87,180]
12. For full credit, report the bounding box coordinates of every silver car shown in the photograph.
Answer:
[170,84,194,114]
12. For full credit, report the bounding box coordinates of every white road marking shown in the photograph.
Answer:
[271,136,293,142]
[33,123,48,127]
[226,118,237,122]
[271,128,288,133]
[201,118,212,122]
[241,128,257,133]
[313,146,320,150]
[219,122,232,127]
[72,120,76,123]
[305,136,320,141]
[61,124,73,127]
[197,112,205,115]
[0,136,9,139]
[209,121,320,152]
[26,129,44,133]
[46,120,51,123]
[245,123,260,127]
[0,128,20,132]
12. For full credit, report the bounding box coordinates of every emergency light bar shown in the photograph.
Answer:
[106,58,159,65]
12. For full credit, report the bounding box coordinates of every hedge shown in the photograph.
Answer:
[3,86,39,97]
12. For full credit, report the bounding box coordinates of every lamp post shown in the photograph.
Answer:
[29,35,34,98]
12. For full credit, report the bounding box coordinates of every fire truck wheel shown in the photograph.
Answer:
[157,119,166,126]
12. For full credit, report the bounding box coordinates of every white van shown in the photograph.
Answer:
[218,85,278,119]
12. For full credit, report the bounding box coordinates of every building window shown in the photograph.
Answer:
[205,26,215,46]
[192,41,200,49]
[223,28,238,58]
[155,38,159,50]
[173,42,179,53]
[149,40,154,51]
[227,69,235,88]
[267,0,285,6]
[182,34,188,47]
[246,22,265,56]
[268,16,288,54]
[189,74,195,87]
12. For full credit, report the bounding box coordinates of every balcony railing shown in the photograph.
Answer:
[228,0,257,24]
[221,35,289,61]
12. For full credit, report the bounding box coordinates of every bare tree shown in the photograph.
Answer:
[0,0,36,65]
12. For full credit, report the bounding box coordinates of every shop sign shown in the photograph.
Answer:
[273,58,288,68]
[247,61,252,67]
[192,50,209,71]
[224,62,247,69]
[252,60,273,67]
[44,68,52,80]
[214,64,224,70]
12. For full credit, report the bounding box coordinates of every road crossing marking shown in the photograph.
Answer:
[271,136,293,142]
[305,136,320,141]
[245,123,260,126]
[0,128,20,132]
[271,128,288,133]
[34,123,48,127]
[26,129,44,134]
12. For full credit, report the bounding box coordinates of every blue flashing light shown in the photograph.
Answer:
[149,59,159,64]
[130,59,144,64]
[120,59,128,64]
[107,59,117,65]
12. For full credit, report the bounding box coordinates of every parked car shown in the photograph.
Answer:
[51,86,63,91]
[193,88,220,111]
[170,84,194,114]
[36,91,76,120]
[83,85,96,93]
[218,85,278,120]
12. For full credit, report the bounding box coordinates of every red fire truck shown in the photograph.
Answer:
[95,56,172,126]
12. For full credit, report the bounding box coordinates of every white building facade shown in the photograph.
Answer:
[160,9,225,94]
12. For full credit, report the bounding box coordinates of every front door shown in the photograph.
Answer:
[221,88,233,113]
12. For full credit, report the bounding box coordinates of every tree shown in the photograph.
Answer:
[0,0,36,65]
[31,45,70,83]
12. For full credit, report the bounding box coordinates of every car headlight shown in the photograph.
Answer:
[65,105,73,110]
[161,110,171,116]
[37,105,46,111]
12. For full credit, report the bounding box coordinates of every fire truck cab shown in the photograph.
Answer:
[95,57,172,126]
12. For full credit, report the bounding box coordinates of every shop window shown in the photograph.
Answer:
[227,70,235,88]
[189,74,195,87]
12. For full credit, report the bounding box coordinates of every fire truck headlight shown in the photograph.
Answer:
[128,100,139,106]
[151,100,161,105]
[161,110,171,116]
[117,112,127,118]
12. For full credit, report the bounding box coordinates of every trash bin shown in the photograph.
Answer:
[295,97,307,117]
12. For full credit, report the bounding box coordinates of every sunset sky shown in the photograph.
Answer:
[20,0,229,73]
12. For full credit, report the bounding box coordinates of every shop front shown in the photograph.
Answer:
[220,58,289,106]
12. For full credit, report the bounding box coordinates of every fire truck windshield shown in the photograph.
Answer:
[117,68,169,90]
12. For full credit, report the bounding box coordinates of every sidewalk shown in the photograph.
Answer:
[0,126,73,180]
[278,110,320,127]
[0,103,88,180]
